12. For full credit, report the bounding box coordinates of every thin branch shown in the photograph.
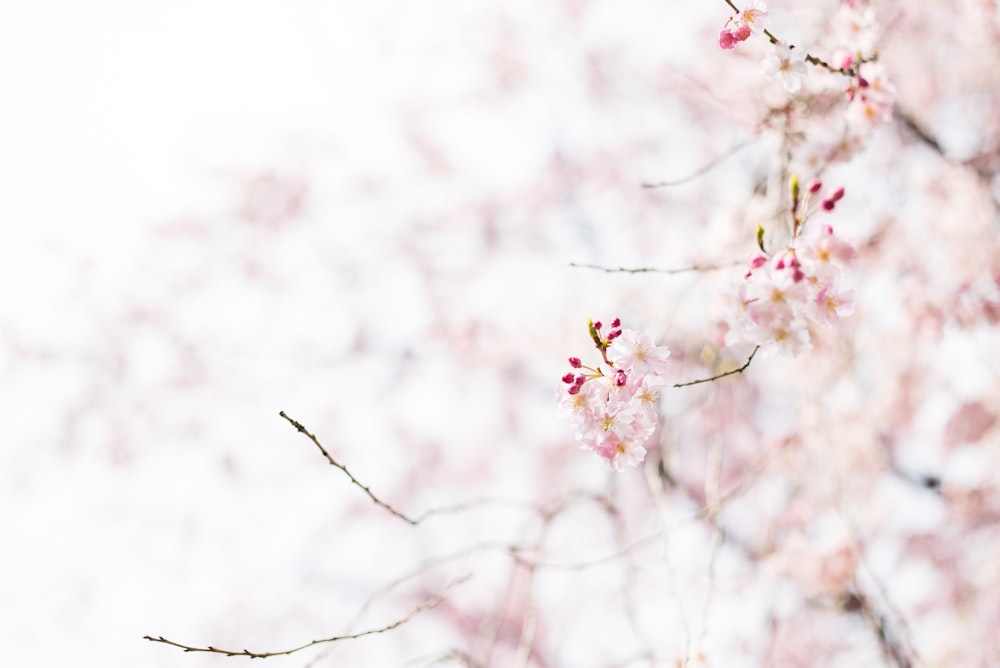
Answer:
[722,0,856,77]
[568,261,741,275]
[673,346,760,388]
[278,410,418,525]
[143,574,471,659]
[896,107,946,156]
[641,140,752,188]
[849,591,915,668]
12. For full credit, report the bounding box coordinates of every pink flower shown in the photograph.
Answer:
[592,431,647,472]
[607,328,671,376]
[796,224,857,283]
[845,63,895,129]
[719,29,738,50]
[558,321,673,470]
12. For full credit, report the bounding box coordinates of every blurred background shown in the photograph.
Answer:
[2,1,999,666]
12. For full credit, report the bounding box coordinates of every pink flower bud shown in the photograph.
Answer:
[607,328,622,340]
[568,356,582,368]
[562,373,576,384]
[830,186,845,202]
[718,29,737,50]
[615,369,628,386]
[749,254,768,269]
[822,199,836,211]
[593,321,602,330]
[734,25,751,41]
[568,385,580,395]
[575,375,586,385]
[611,317,621,328]
[808,179,823,193]
[831,49,855,71]
[857,76,869,88]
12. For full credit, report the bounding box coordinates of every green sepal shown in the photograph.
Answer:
[587,319,605,349]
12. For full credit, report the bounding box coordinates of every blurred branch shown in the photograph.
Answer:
[143,574,470,659]
[641,140,752,188]
[848,591,916,668]
[895,107,946,156]
[279,410,418,525]
[896,106,1000,209]
[569,261,741,274]
[673,346,759,388]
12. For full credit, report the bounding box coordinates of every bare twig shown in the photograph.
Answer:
[673,346,760,388]
[279,410,418,525]
[641,140,752,188]
[568,261,741,275]
[143,574,471,659]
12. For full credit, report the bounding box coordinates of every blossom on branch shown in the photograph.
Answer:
[557,319,669,471]
[729,179,858,354]
[718,0,769,50]
[761,41,807,93]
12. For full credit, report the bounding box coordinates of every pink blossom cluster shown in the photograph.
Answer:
[718,0,769,50]
[844,62,895,130]
[828,2,896,130]
[730,183,857,354]
[557,319,670,471]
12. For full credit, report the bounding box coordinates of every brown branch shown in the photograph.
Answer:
[278,410,418,525]
[673,346,759,388]
[568,261,741,275]
[722,1,857,77]
[143,574,471,659]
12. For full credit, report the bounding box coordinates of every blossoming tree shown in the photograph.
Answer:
[114,1,1000,666]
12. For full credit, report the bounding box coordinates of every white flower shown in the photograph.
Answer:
[739,0,770,34]
[761,41,807,93]
[607,328,671,376]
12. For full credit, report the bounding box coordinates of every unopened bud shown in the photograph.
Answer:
[568,356,582,368]
[562,373,575,384]
[822,199,836,211]
[808,179,823,193]
[615,369,628,387]
[830,186,845,202]
[610,317,621,328]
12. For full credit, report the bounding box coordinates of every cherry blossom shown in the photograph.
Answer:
[738,0,769,34]
[761,41,807,93]
[557,319,670,470]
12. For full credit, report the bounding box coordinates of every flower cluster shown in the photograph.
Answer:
[718,0,769,50]
[729,180,857,354]
[556,319,670,471]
